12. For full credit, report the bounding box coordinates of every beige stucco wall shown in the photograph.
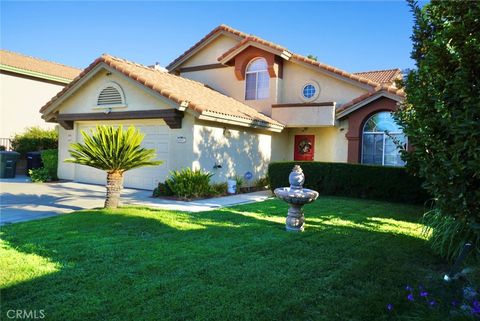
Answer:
[271,105,335,127]
[182,35,240,67]
[284,119,349,162]
[181,67,278,116]
[0,73,61,138]
[58,117,195,186]
[193,119,288,183]
[280,62,368,105]
[58,70,170,114]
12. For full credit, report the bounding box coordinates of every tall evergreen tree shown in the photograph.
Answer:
[395,1,480,260]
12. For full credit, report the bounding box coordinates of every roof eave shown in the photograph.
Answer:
[199,111,284,133]
[336,91,404,119]
[218,41,292,65]
[1,64,74,84]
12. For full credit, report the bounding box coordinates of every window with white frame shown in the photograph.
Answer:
[361,111,406,166]
[245,58,269,100]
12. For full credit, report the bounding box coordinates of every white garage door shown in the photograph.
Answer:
[74,123,169,190]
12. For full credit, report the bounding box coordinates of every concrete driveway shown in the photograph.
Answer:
[0,176,272,225]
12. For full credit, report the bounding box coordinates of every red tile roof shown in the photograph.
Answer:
[217,36,382,87]
[336,85,405,115]
[353,68,401,85]
[167,25,396,89]
[0,49,81,81]
[40,54,283,129]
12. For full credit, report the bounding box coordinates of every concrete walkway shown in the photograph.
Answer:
[0,175,273,225]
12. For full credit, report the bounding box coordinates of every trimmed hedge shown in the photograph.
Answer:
[268,162,430,204]
[41,149,58,181]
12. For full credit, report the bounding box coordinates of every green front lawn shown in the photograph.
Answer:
[0,197,468,320]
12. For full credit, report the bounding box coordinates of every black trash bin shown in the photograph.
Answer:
[26,151,43,175]
[0,151,20,178]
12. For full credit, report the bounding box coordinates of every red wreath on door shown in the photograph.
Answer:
[294,135,315,161]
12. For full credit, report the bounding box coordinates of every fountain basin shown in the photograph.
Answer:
[274,187,319,205]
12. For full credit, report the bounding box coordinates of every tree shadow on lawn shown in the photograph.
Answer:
[233,195,426,227]
[0,200,446,321]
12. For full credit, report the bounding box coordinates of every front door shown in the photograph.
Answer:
[294,135,315,161]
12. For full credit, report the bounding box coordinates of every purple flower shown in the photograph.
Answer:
[472,306,480,315]
[429,300,436,307]
[451,300,459,307]
[405,285,413,291]
[420,291,428,297]
[472,300,480,315]
[386,303,393,311]
[407,294,414,302]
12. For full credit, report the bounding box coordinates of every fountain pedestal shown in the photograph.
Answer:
[286,203,305,232]
[274,165,319,232]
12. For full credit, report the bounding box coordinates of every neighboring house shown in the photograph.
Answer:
[0,50,81,149]
[40,25,405,190]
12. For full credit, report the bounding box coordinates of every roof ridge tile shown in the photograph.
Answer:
[354,68,401,74]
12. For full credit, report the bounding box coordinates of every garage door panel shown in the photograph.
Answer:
[76,164,107,186]
[124,166,168,190]
[74,123,170,190]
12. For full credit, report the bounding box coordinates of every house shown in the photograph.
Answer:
[40,25,405,190]
[0,50,81,149]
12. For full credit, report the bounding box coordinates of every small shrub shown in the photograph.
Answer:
[29,167,51,182]
[235,175,244,187]
[0,146,6,151]
[11,127,58,156]
[233,175,244,193]
[26,149,58,182]
[422,209,480,261]
[166,168,214,199]
[268,161,429,204]
[41,149,58,181]
[210,182,227,196]
[254,176,269,189]
[153,182,173,197]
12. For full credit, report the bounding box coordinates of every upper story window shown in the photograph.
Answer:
[301,81,320,102]
[361,111,406,167]
[245,58,269,100]
[303,85,316,98]
[97,82,126,107]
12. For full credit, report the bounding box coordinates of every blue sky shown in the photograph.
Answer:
[1,1,417,72]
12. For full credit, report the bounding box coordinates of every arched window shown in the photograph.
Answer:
[361,111,406,166]
[245,58,269,100]
[97,82,125,106]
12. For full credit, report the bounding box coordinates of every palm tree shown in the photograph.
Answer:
[66,125,162,209]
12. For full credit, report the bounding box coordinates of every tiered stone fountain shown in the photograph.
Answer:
[274,165,319,232]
